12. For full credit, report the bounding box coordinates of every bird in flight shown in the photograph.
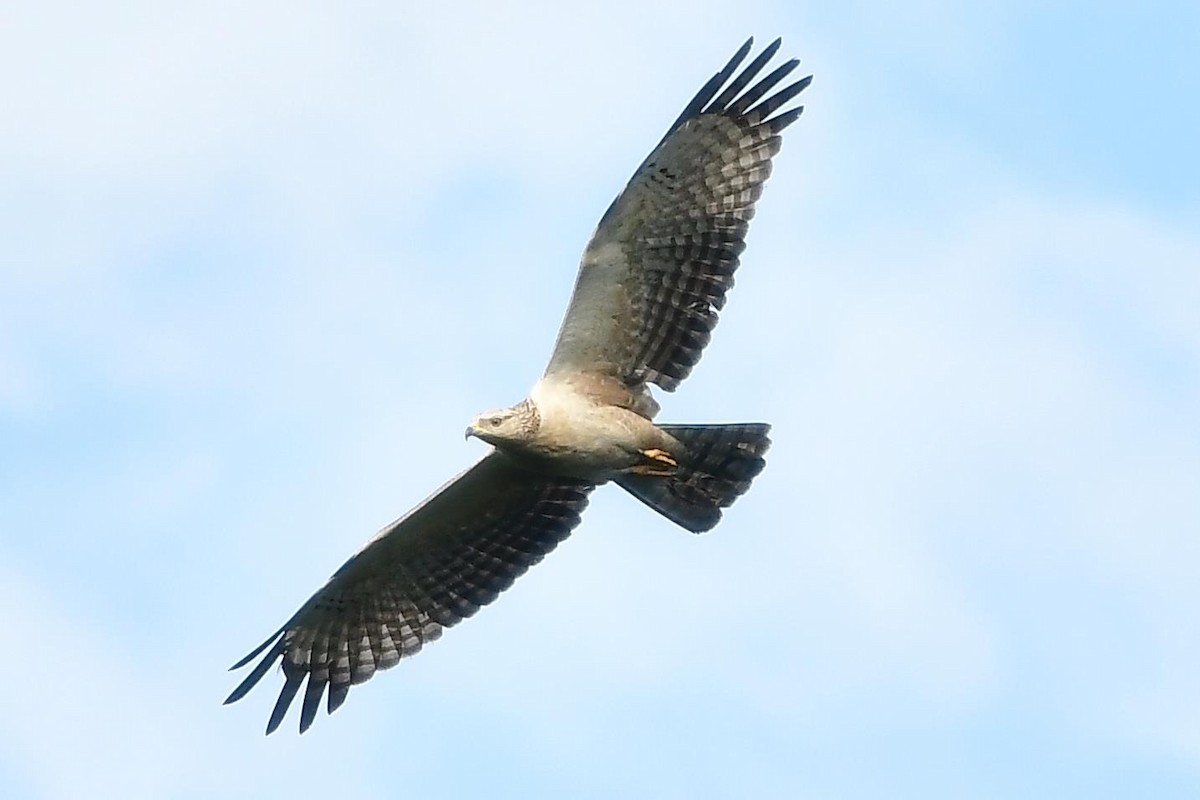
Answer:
[226,37,811,734]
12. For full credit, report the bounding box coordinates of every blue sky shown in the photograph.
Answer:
[2,2,1198,798]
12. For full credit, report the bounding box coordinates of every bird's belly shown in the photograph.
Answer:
[508,405,652,482]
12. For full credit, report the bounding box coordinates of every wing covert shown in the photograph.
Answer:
[225,452,593,734]
[545,37,810,392]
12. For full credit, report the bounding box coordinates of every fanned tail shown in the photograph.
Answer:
[617,423,770,532]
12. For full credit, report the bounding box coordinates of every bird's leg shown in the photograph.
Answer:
[629,448,679,476]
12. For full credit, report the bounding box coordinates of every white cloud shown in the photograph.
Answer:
[0,568,185,798]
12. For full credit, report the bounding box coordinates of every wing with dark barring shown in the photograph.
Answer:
[225,453,594,734]
[546,37,811,391]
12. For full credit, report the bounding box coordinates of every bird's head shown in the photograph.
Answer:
[465,399,540,447]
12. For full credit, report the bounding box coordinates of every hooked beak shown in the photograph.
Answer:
[464,424,479,441]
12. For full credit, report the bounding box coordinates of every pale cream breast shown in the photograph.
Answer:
[526,375,661,479]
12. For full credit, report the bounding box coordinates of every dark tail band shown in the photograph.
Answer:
[617,423,771,532]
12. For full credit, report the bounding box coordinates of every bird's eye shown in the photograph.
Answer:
[488,417,502,427]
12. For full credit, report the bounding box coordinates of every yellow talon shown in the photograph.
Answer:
[643,448,678,467]
[629,448,679,476]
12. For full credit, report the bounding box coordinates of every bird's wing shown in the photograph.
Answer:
[225,452,593,734]
[544,37,810,392]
